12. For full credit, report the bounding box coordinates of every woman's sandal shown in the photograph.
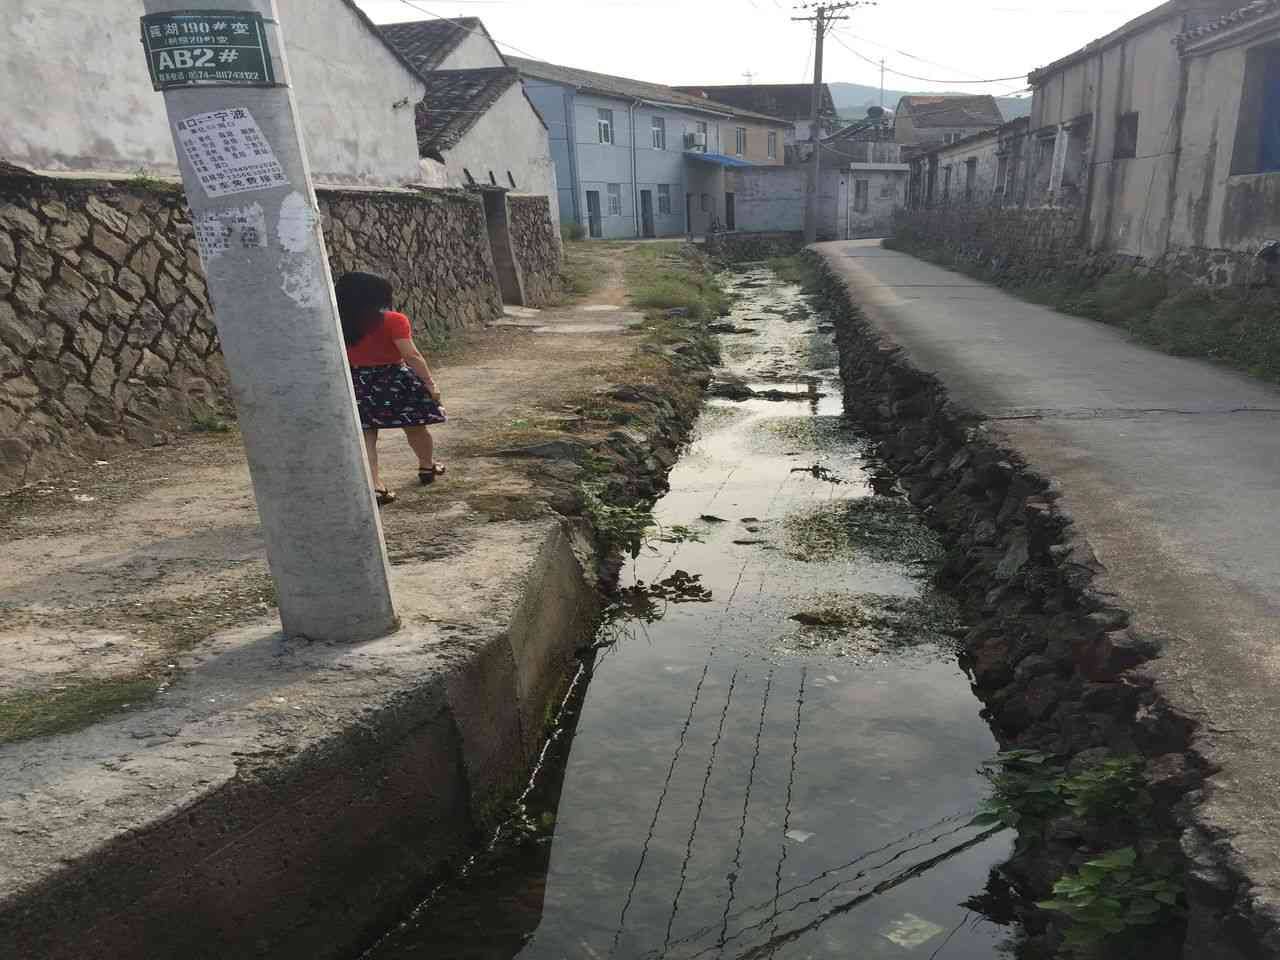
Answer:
[375,487,397,506]
[418,463,447,486]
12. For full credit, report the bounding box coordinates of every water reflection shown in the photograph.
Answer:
[367,266,1019,960]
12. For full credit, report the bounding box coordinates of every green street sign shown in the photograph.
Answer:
[140,11,276,90]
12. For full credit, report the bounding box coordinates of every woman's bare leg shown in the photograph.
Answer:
[363,429,382,489]
[402,425,434,470]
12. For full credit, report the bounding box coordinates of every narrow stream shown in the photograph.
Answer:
[368,266,1020,959]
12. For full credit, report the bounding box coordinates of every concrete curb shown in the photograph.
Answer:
[0,520,597,960]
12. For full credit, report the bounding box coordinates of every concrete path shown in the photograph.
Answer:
[816,240,1280,923]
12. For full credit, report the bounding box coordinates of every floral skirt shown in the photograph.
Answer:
[351,364,447,430]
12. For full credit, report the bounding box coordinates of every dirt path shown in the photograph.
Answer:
[0,241,657,734]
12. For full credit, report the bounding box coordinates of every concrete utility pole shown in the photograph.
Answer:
[140,0,398,641]
[793,1,874,243]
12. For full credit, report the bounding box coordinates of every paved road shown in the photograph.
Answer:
[817,239,1280,925]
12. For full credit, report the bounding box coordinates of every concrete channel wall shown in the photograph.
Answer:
[0,521,598,960]
[809,251,1273,958]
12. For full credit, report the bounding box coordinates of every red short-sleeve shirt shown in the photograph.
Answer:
[347,311,412,367]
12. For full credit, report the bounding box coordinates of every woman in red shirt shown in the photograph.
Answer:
[336,272,446,506]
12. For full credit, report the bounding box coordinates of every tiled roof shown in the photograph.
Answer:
[415,68,520,158]
[1176,0,1280,48]
[896,95,1003,128]
[507,58,789,124]
[379,17,494,73]
[670,84,837,123]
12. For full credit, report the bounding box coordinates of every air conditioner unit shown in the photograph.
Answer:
[684,132,707,151]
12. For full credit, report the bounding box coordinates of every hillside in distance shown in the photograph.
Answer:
[830,81,1032,122]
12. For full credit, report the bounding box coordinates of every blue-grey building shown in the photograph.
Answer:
[508,58,789,239]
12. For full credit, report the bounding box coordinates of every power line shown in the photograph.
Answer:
[829,30,1029,85]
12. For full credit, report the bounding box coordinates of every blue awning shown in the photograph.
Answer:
[684,151,754,167]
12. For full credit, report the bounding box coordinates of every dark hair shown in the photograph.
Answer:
[335,272,393,347]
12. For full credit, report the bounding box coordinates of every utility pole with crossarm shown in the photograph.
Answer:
[793,1,876,243]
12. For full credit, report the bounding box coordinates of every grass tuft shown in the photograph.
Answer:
[0,677,160,744]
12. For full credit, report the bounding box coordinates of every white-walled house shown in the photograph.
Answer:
[378,19,561,230]
[3,0,425,186]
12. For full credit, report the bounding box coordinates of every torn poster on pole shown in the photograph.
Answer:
[174,108,288,198]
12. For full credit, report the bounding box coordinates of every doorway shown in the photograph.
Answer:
[685,193,693,236]
[586,190,602,238]
[639,190,655,238]
[724,191,736,231]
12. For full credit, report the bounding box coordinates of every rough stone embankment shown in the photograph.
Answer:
[810,251,1274,959]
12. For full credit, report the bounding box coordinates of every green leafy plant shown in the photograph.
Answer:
[190,409,232,433]
[1038,846,1182,954]
[1062,755,1150,823]
[579,481,654,559]
[972,749,1065,830]
[562,222,586,241]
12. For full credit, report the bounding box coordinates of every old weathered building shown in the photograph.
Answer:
[893,95,1003,151]
[900,0,1280,285]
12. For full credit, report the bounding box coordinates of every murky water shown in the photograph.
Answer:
[367,267,1018,959]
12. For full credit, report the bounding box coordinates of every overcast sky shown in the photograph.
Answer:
[353,0,1158,100]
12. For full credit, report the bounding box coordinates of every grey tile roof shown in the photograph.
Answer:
[671,84,837,123]
[415,68,520,158]
[379,17,493,73]
[1176,0,1280,47]
[896,95,1003,128]
[507,57,788,124]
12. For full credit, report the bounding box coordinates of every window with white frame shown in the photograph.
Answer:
[657,184,671,215]
[735,126,747,156]
[606,183,622,216]
[767,131,777,159]
[651,116,666,150]
[597,109,614,144]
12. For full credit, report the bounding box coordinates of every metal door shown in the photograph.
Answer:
[640,190,655,238]
[724,191,736,231]
[586,190,602,238]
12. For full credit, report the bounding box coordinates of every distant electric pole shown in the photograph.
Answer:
[880,57,886,108]
[793,1,875,242]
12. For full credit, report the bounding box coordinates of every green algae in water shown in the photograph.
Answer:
[782,497,944,566]
[777,591,964,660]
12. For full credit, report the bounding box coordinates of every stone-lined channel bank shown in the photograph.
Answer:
[363,265,1026,959]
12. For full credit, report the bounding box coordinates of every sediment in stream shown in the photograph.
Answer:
[801,250,1268,959]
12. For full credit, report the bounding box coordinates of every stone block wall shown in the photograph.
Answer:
[0,175,227,486]
[319,187,502,337]
[704,231,806,262]
[891,206,1277,289]
[0,175,509,487]
[506,195,561,307]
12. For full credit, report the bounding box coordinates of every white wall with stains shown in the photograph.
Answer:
[2,0,424,187]
[421,83,560,233]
